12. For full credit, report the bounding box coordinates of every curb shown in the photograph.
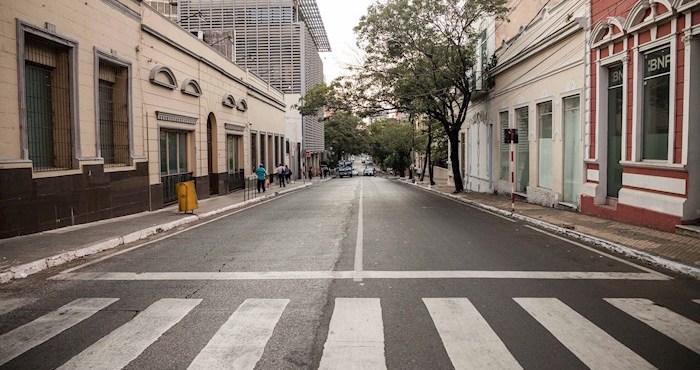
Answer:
[403,180,700,279]
[0,182,315,284]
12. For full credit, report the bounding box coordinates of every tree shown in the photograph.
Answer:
[324,112,369,163]
[351,0,507,192]
[368,119,413,175]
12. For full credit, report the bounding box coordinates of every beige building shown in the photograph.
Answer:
[0,0,286,237]
[461,0,587,208]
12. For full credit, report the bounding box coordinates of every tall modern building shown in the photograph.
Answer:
[167,0,330,176]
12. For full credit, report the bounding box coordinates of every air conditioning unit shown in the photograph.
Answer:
[190,30,204,40]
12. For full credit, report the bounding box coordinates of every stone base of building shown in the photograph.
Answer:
[580,195,681,232]
[0,162,150,238]
[526,186,559,208]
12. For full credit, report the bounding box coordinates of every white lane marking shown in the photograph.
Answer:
[188,299,288,370]
[354,179,364,282]
[0,298,118,366]
[50,270,669,281]
[0,298,37,316]
[605,298,700,354]
[318,298,386,370]
[523,225,667,277]
[424,298,522,369]
[515,298,656,370]
[58,298,201,370]
[58,194,290,274]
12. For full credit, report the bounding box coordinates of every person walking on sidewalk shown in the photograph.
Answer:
[277,163,286,187]
[255,164,267,193]
[284,164,291,184]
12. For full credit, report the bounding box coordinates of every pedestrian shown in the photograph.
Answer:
[277,163,286,187]
[284,164,291,183]
[308,167,313,180]
[255,164,266,193]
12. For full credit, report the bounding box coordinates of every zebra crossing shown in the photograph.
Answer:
[0,296,698,369]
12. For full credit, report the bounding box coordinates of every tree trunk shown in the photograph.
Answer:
[448,133,464,192]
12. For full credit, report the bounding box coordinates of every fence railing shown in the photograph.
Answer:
[161,172,193,205]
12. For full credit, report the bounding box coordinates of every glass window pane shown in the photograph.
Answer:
[178,132,187,173]
[168,131,177,174]
[160,131,167,175]
[642,74,669,160]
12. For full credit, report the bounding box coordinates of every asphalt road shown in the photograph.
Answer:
[1,175,698,369]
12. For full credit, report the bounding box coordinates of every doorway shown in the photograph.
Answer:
[563,96,581,204]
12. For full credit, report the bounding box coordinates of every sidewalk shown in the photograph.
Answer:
[399,177,700,279]
[0,177,329,284]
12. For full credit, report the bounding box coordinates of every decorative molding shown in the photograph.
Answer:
[100,0,141,21]
[149,65,177,90]
[181,78,202,97]
[225,123,246,132]
[681,29,693,44]
[155,111,198,125]
[222,94,236,108]
[236,99,248,112]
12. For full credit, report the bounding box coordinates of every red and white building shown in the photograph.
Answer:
[582,0,700,231]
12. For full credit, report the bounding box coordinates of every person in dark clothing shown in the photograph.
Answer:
[276,163,286,187]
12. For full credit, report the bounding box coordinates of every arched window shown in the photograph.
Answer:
[181,78,202,97]
[148,65,177,90]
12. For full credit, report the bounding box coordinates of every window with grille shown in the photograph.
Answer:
[251,132,258,169]
[23,32,74,171]
[98,59,130,166]
[500,111,509,180]
[538,101,553,189]
[160,130,188,175]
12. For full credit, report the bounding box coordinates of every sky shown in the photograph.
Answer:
[315,0,376,83]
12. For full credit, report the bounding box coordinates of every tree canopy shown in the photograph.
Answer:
[323,112,369,164]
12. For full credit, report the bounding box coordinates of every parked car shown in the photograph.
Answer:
[338,166,353,178]
[352,169,359,176]
[363,166,375,176]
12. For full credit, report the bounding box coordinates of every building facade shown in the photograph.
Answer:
[582,0,700,230]
[0,0,286,237]
[174,0,330,177]
[461,0,588,208]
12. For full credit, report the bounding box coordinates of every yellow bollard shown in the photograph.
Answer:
[176,180,199,213]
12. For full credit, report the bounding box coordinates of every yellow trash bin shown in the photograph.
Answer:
[176,180,199,213]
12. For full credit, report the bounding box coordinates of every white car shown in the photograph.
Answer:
[352,169,359,176]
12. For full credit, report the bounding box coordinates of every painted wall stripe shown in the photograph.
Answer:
[0,298,37,316]
[318,298,386,370]
[622,173,686,195]
[188,299,289,370]
[605,298,700,353]
[515,298,655,370]
[424,298,522,369]
[50,270,669,281]
[58,298,201,370]
[0,298,118,365]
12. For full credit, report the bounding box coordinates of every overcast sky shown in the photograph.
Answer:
[316,0,376,83]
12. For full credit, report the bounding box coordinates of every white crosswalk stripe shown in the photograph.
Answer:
[188,299,289,370]
[318,298,387,370]
[515,297,656,370]
[57,298,201,370]
[0,298,118,366]
[424,298,522,369]
[0,297,37,316]
[605,298,700,354]
[1,296,698,368]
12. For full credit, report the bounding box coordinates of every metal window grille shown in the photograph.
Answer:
[24,33,73,171]
[99,60,130,166]
[250,132,257,169]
